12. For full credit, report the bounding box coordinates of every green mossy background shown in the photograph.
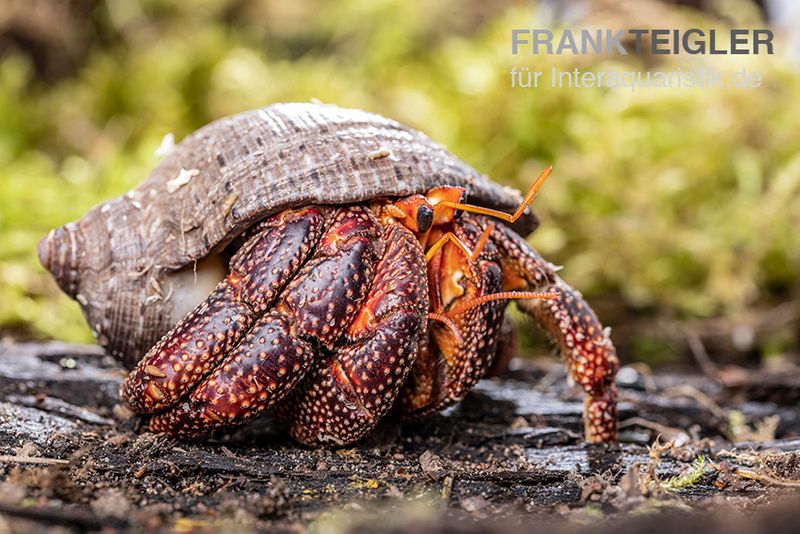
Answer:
[0,0,798,364]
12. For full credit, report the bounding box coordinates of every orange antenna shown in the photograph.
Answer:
[428,312,463,344]
[437,165,552,224]
[469,223,494,262]
[448,291,559,316]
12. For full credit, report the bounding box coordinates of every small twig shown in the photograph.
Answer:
[684,329,721,380]
[662,384,727,419]
[613,300,800,355]
[219,446,238,459]
[619,417,687,442]
[0,503,104,529]
[0,455,69,466]
[735,468,800,488]
[534,364,565,391]
[440,475,454,503]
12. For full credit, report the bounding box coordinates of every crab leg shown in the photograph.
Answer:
[148,207,385,436]
[280,224,429,446]
[400,218,506,418]
[488,220,620,443]
[121,207,325,413]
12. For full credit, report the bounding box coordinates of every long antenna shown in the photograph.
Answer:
[436,165,552,224]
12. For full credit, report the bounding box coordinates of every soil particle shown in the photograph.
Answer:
[419,451,448,481]
[90,488,130,520]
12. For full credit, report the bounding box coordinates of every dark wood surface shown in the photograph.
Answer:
[0,340,798,532]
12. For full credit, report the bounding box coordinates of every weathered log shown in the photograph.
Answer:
[0,341,797,532]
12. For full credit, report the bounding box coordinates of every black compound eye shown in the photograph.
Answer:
[454,190,468,220]
[416,204,434,233]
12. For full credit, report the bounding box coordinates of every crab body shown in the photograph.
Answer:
[120,185,618,445]
[39,103,619,446]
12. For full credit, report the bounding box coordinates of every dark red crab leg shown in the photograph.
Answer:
[148,206,385,435]
[279,224,428,446]
[486,219,620,443]
[121,207,325,413]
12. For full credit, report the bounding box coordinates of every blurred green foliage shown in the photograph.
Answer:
[0,0,798,361]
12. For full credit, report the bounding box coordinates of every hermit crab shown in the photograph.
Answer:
[39,103,618,446]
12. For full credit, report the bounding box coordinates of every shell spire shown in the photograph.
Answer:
[38,223,84,298]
